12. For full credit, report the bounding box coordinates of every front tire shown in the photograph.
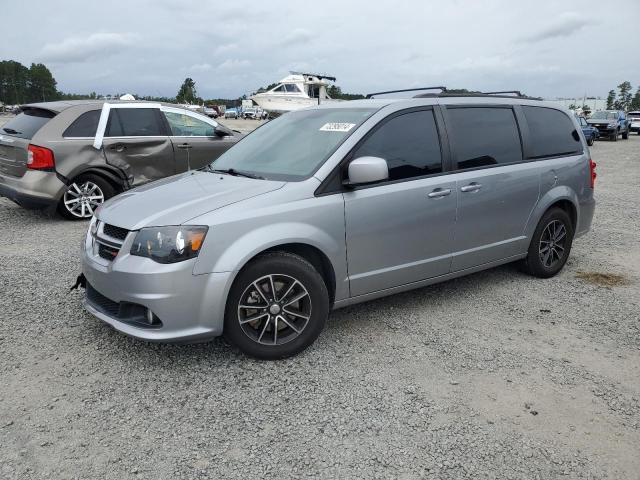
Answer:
[520,208,574,278]
[223,252,329,359]
[58,174,115,220]
[587,135,594,146]
[611,129,618,141]
[622,129,629,140]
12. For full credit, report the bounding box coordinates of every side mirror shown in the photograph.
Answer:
[346,156,389,186]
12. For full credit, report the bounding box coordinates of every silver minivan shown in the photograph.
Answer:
[81,94,596,359]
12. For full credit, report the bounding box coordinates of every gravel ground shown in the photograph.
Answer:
[0,127,639,479]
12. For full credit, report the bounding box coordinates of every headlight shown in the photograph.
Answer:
[130,226,208,264]
[88,216,98,237]
[607,123,616,128]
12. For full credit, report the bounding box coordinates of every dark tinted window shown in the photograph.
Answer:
[1,108,55,140]
[105,108,164,137]
[352,110,442,181]
[63,109,101,137]
[523,106,582,158]
[447,107,522,169]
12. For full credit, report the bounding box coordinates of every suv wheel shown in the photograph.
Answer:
[587,135,594,146]
[611,129,618,141]
[224,252,329,359]
[622,129,629,140]
[58,174,115,220]
[520,208,574,278]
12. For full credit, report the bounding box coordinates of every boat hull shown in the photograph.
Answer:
[251,94,340,113]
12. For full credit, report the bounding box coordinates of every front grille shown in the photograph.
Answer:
[98,243,120,261]
[103,223,129,241]
[86,283,120,317]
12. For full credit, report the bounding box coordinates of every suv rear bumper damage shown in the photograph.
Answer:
[0,170,64,210]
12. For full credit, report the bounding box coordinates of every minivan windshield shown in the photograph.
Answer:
[210,108,376,181]
[590,111,618,120]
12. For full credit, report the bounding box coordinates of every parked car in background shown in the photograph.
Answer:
[242,108,258,119]
[81,94,595,359]
[586,110,630,141]
[224,108,238,119]
[203,106,218,118]
[627,110,640,135]
[0,100,241,219]
[577,116,598,146]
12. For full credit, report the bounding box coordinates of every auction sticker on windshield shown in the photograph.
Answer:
[319,123,356,132]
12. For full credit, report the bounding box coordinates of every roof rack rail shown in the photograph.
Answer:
[366,86,447,99]
[482,90,523,97]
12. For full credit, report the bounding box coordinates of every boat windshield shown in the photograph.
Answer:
[210,108,376,181]
[590,111,618,120]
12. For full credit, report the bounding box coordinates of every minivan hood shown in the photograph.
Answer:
[97,171,285,230]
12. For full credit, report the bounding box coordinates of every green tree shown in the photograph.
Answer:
[28,63,58,102]
[567,103,578,111]
[581,104,592,117]
[614,81,632,111]
[0,60,30,104]
[327,85,365,100]
[605,90,616,110]
[176,77,198,104]
[631,87,640,111]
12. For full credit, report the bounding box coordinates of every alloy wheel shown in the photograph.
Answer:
[237,274,312,346]
[63,181,104,218]
[538,220,567,269]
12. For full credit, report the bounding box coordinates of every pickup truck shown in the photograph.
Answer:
[586,110,630,141]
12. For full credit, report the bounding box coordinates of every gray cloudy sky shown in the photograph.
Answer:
[2,0,638,99]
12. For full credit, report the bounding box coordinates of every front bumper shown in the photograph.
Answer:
[82,227,233,342]
[0,170,64,210]
[630,124,640,132]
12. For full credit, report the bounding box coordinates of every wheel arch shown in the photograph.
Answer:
[525,187,579,239]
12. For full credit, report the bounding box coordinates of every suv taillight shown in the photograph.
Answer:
[27,145,55,170]
[589,158,597,189]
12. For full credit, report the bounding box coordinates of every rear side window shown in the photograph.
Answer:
[105,108,165,137]
[1,108,56,140]
[447,107,522,169]
[523,106,582,158]
[352,110,442,181]
[63,109,101,137]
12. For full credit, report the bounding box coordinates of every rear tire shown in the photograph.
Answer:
[520,208,574,278]
[57,174,115,220]
[223,252,329,360]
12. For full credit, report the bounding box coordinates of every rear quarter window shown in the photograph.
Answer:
[1,108,56,140]
[523,106,582,158]
[63,109,101,137]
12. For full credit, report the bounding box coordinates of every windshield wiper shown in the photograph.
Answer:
[2,127,22,135]
[210,168,265,180]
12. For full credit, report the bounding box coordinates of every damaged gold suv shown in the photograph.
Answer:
[0,100,241,219]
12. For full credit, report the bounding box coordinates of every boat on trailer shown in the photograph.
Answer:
[250,72,341,114]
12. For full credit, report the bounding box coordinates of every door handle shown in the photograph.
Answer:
[176,143,192,149]
[427,188,452,198]
[109,144,126,153]
[460,182,482,193]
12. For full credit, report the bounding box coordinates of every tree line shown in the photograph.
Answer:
[0,60,58,104]
[605,81,640,111]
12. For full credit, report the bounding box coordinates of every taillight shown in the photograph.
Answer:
[589,158,597,189]
[27,144,55,170]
